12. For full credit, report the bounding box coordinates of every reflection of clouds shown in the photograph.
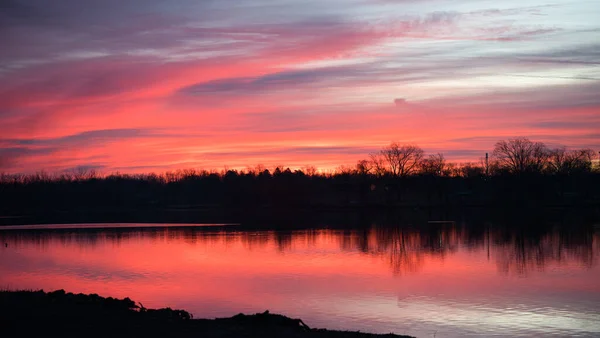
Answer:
[0,223,597,276]
[0,223,599,338]
[0,245,152,282]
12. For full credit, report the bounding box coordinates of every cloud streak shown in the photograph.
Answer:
[0,0,599,172]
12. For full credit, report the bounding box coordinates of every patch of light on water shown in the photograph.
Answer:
[325,295,600,337]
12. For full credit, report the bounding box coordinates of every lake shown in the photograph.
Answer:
[1,221,599,337]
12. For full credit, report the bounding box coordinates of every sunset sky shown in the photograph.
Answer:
[1,0,599,173]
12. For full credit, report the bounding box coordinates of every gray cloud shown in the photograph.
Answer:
[61,164,109,173]
[0,0,598,172]
[515,43,600,66]
[427,80,600,111]
[179,66,360,96]
[8,128,155,147]
[0,146,59,170]
[0,146,58,156]
[0,128,168,171]
[394,98,408,106]
[532,120,600,130]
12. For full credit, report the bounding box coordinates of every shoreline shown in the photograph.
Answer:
[1,204,598,229]
[0,289,414,338]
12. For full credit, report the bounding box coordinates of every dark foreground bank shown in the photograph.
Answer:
[0,290,413,338]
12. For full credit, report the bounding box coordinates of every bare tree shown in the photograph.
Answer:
[369,153,387,177]
[444,162,459,177]
[246,164,267,176]
[355,159,373,175]
[336,165,354,175]
[380,142,424,177]
[420,153,446,176]
[492,138,549,174]
[303,165,318,176]
[548,147,596,174]
[460,162,485,177]
[70,167,98,181]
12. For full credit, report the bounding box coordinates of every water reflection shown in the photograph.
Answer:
[1,223,599,337]
[2,224,597,276]
[492,227,599,276]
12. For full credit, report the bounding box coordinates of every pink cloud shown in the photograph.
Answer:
[1,1,599,173]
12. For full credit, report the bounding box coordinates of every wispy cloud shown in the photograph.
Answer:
[0,0,598,172]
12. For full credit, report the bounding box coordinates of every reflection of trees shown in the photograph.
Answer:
[378,227,426,275]
[0,223,597,276]
[353,226,461,275]
[493,227,598,275]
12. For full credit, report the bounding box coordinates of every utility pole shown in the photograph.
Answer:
[485,153,489,176]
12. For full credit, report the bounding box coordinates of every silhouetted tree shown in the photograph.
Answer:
[355,159,372,175]
[548,147,596,174]
[1,139,599,215]
[303,165,317,176]
[369,153,387,177]
[420,153,446,176]
[460,162,485,177]
[379,142,424,177]
[492,138,549,174]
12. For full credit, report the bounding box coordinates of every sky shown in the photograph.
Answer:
[0,0,599,173]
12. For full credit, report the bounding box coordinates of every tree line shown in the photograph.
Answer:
[354,138,598,177]
[1,138,598,184]
[0,138,598,218]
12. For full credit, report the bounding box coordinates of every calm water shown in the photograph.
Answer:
[1,223,599,337]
